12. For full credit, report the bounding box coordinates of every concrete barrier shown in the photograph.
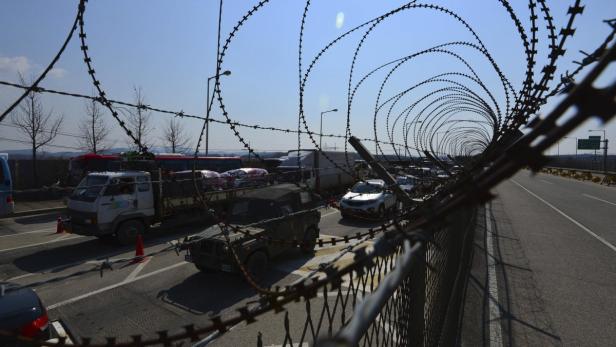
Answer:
[540,166,616,186]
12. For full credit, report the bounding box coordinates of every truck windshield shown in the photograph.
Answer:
[396,177,414,185]
[71,176,108,202]
[351,182,383,194]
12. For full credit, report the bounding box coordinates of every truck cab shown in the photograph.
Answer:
[66,171,155,244]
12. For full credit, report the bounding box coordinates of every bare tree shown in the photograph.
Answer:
[78,98,111,153]
[124,87,153,151]
[161,118,190,153]
[11,74,63,187]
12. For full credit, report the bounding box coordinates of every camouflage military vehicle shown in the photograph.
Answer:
[183,184,321,280]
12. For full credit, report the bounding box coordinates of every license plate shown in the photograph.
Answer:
[184,254,192,262]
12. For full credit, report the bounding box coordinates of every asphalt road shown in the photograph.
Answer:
[6,171,613,346]
[0,207,382,345]
[462,170,616,347]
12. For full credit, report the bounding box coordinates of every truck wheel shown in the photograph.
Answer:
[244,251,267,283]
[301,227,319,254]
[115,220,143,246]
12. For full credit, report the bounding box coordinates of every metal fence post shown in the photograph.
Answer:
[408,243,426,347]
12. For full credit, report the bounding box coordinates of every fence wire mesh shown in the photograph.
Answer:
[0,1,615,346]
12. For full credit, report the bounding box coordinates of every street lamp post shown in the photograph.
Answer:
[205,70,231,156]
[589,129,608,173]
[320,108,338,149]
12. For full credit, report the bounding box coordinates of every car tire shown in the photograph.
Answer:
[115,220,143,246]
[301,227,319,254]
[244,251,268,283]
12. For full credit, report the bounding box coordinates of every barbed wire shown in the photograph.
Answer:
[0,79,426,152]
[0,1,614,346]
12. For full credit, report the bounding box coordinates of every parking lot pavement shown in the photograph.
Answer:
[0,207,386,344]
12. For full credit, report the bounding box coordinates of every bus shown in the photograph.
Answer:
[68,153,242,185]
[0,153,14,216]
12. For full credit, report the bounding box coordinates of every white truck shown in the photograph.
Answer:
[65,170,250,244]
[274,150,359,194]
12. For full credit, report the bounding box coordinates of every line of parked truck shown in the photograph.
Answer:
[64,149,457,245]
[0,152,456,343]
[64,149,362,245]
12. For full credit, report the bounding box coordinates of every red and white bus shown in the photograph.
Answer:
[68,153,242,185]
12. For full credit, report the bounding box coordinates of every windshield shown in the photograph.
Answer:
[71,176,108,202]
[396,177,415,185]
[351,182,383,194]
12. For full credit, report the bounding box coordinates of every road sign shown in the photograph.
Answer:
[578,138,600,150]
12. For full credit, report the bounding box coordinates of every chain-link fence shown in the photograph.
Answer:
[1,0,615,346]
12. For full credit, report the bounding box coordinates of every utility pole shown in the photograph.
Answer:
[320,108,338,149]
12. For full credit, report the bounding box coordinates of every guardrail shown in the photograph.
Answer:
[540,166,616,185]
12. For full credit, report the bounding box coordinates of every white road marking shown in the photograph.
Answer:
[123,256,152,282]
[539,179,553,185]
[47,261,188,310]
[512,180,616,253]
[0,227,55,238]
[7,251,144,281]
[265,343,308,347]
[49,320,74,345]
[0,234,82,254]
[485,203,503,347]
[582,193,616,207]
[321,210,340,218]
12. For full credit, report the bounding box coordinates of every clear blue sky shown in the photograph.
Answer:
[0,0,614,155]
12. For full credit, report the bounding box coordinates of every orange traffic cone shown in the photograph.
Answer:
[56,217,64,234]
[133,234,145,263]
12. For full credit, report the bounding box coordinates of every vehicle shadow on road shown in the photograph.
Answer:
[12,212,60,225]
[10,224,211,275]
[157,250,312,316]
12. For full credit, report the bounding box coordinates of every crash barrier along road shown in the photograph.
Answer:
[1,0,615,346]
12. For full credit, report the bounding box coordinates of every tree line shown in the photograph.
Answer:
[9,74,191,186]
